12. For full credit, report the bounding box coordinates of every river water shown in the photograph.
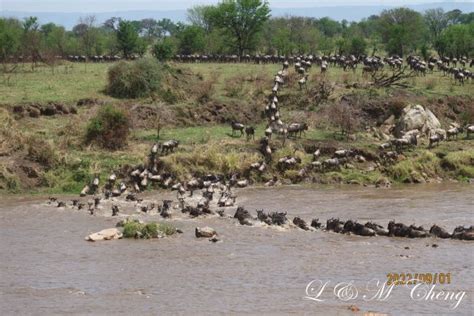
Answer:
[1,184,473,315]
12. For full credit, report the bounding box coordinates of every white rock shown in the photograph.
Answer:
[85,228,123,242]
[195,227,217,238]
[395,104,441,137]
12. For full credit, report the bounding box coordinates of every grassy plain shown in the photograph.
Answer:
[1,61,471,105]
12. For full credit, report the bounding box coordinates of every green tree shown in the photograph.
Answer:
[445,9,463,25]
[435,23,474,58]
[117,20,139,58]
[152,37,176,61]
[187,5,215,32]
[271,27,294,55]
[22,16,42,64]
[177,25,205,54]
[424,8,448,41]
[139,18,161,43]
[157,19,178,37]
[315,17,342,37]
[378,8,427,56]
[0,18,22,62]
[211,0,271,56]
[41,23,67,56]
[349,37,367,56]
[73,16,100,56]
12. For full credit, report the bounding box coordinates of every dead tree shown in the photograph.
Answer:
[370,67,415,88]
[327,103,360,140]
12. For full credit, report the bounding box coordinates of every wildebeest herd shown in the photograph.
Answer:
[173,53,472,85]
[42,53,473,243]
[224,58,473,175]
[46,189,474,242]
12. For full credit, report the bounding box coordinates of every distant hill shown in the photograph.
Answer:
[1,2,472,30]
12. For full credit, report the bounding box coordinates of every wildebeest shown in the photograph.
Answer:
[428,132,444,148]
[234,207,254,226]
[287,123,308,138]
[451,226,474,240]
[365,222,389,236]
[446,126,462,140]
[293,217,310,230]
[322,158,340,171]
[161,140,179,154]
[466,125,474,138]
[390,134,417,152]
[264,127,273,139]
[326,218,345,233]
[111,205,119,216]
[311,218,322,229]
[245,126,255,141]
[429,225,452,239]
[298,74,308,90]
[343,220,376,236]
[231,121,245,137]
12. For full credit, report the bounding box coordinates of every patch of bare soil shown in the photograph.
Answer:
[130,100,263,129]
[0,155,44,190]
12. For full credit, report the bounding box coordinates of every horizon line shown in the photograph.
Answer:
[2,1,471,14]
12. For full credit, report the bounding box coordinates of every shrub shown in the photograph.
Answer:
[107,58,162,98]
[123,221,144,238]
[425,78,437,90]
[25,136,58,169]
[193,78,215,103]
[152,37,176,62]
[123,221,177,239]
[387,100,407,117]
[0,108,24,156]
[86,105,130,150]
[325,103,361,138]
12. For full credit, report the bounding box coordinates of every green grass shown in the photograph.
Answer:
[2,61,470,105]
[0,62,112,104]
[134,124,236,144]
[441,149,474,180]
[123,221,177,239]
[161,143,260,179]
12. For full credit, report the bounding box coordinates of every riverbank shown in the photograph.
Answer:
[1,62,473,194]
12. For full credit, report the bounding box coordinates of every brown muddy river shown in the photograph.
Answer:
[1,184,473,315]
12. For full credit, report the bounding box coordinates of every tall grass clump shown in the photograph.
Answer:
[86,105,130,150]
[441,150,474,179]
[123,221,177,239]
[107,58,163,98]
[25,136,58,169]
[0,108,24,156]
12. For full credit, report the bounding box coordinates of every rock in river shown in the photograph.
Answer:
[85,228,123,242]
[195,227,217,238]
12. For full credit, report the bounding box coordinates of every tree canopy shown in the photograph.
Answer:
[210,0,271,56]
[0,5,473,62]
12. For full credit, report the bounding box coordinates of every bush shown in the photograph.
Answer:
[86,105,130,150]
[425,78,437,90]
[152,37,176,62]
[0,108,24,156]
[26,136,58,169]
[107,58,162,98]
[123,221,177,239]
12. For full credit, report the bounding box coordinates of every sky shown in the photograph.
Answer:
[2,0,468,12]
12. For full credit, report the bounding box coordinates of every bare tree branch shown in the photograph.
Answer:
[370,66,416,88]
